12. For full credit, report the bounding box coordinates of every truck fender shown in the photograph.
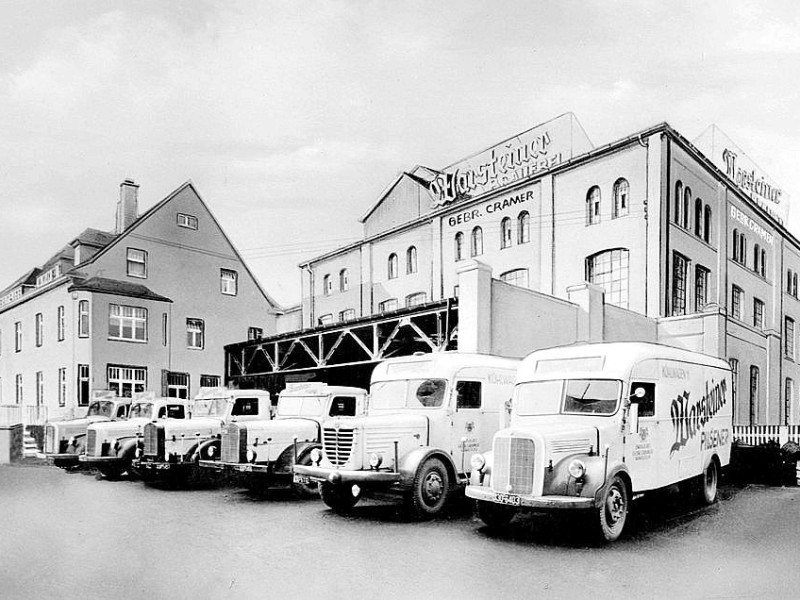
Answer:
[276,441,320,471]
[68,433,87,454]
[397,447,458,490]
[594,463,632,505]
[117,438,138,460]
[193,438,220,461]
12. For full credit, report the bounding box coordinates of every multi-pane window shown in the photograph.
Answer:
[187,318,204,349]
[454,232,465,261]
[15,321,22,352]
[731,286,743,321]
[339,269,350,291]
[405,292,428,307]
[36,371,44,405]
[126,248,147,278]
[177,213,198,229]
[517,211,530,244]
[379,298,398,313]
[107,365,147,398]
[788,270,799,298]
[406,246,418,274]
[78,300,90,337]
[470,227,483,257]
[785,317,795,360]
[220,269,238,295]
[501,218,512,249]
[200,374,221,388]
[166,371,189,399]
[732,230,747,265]
[35,313,43,347]
[613,179,629,218]
[786,378,794,426]
[57,305,65,341]
[499,269,530,289]
[248,327,263,341]
[109,304,147,342]
[586,248,630,308]
[323,274,332,295]
[749,365,759,426]
[753,298,764,330]
[695,266,710,311]
[58,368,67,407]
[586,186,601,225]
[15,374,22,404]
[339,309,356,322]
[387,254,398,279]
[77,364,90,406]
[671,253,688,316]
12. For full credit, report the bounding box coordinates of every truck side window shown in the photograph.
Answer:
[632,382,655,417]
[166,405,185,419]
[157,407,166,418]
[416,380,447,407]
[117,405,127,418]
[456,381,482,409]
[232,397,259,416]
[329,396,356,417]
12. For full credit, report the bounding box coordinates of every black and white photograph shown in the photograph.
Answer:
[1,2,800,599]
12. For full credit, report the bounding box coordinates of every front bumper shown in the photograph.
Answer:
[136,459,191,473]
[294,464,401,485]
[465,485,596,509]
[79,456,121,465]
[198,460,271,474]
[46,453,81,467]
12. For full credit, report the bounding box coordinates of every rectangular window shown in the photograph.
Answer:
[58,367,67,407]
[379,299,398,313]
[187,318,204,349]
[36,371,44,406]
[318,314,333,326]
[671,253,688,316]
[166,371,189,399]
[15,374,22,404]
[729,358,739,406]
[731,286,743,321]
[57,305,65,341]
[785,378,794,426]
[109,304,148,342]
[405,292,428,308]
[77,364,90,406]
[78,300,90,337]
[107,365,147,398]
[339,309,356,322]
[177,213,198,230]
[248,327,263,341]
[455,381,482,409]
[15,321,22,352]
[35,313,43,347]
[695,266,710,311]
[200,374,221,388]
[785,317,795,360]
[753,298,764,329]
[220,269,238,296]
[126,248,147,278]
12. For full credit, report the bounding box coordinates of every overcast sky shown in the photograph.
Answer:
[1,0,798,307]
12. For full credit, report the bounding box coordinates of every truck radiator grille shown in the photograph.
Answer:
[86,430,99,457]
[222,423,247,463]
[493,437,535,495]
[323,427,354,467]
[45,425,56,454]
[143,424,165,459]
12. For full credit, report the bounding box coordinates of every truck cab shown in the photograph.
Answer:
[135,388,272,482]
[81,394,189,479]
[466,342,732,541]
[294,352,519,518]
[200,383,367,497]
[44,394,132,469]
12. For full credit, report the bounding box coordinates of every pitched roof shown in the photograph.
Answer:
[71,227,117,249]
[0,268,39,296]
[68,276,173,303]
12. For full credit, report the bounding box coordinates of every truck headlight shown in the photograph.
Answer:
[568,459,586,479]
[246,448,257,463]
[369,453,383,469]
[68,436,76,447]
[470,453,486,472]
[207,446,216,458]
[310,448,322,465]
[135,447,142,458]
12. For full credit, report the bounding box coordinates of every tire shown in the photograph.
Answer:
[596,475,628,542]
[292,452,320,499]
[476,500,516,530]
[320,482,360,513]
[699,459,719,505]
[408,457,450,520]
[97,464,125,480]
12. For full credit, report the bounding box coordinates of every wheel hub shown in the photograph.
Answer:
[424,472,443,503]
[606,487,625,524]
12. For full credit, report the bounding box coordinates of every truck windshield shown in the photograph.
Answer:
[128,403,153,419]
[515,379,621,416]
[191,398,228,417]
[370,379,447,410]
[277,396,323,417]
[86,401,115,417]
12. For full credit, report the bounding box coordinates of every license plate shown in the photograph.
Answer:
[494,492,521,506]
[293,474,310,484]
[155,463,171,470]
[237,464,253,472]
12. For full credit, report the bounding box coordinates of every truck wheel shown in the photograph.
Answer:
[320,482,360,513]
[476,500,516,530]
[699,460,718,505]
[97,465,124,480]
[408,457,450,519]
[596,475,628,542]
[292,453,320,499]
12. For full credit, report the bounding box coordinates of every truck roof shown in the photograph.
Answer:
[280,384,367,397]
[193,387,271,400]
[371,351,520,382]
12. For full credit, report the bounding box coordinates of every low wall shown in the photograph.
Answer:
[0,424,23,464]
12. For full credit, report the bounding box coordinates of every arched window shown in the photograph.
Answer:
[323,274,332,296]
[406,246,417,274]
[754,244,761,274]
[339,269,349,292]
[683,186,691,229]
[703,205,712,243]
[761,249,767,277]
[794,273,798,297]
[454,232,464,261]
[695,198,703,237]
[585,248,630,308]
[732,229,739,262]
[500,217,512,249]
[517,211,530,244]
[471,227,483,257]
[674,181,683,225]
[749,365,759,426]
[387,253,398,280]
[613,178,629,218]
[500,268,530,289]
[586,186,601,225]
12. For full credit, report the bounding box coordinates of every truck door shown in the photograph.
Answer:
[627,381,660,491]
[452,380,482,476]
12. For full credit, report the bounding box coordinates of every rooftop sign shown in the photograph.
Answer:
[429,113,593,207]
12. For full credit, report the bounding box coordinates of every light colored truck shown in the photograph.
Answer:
[80,395,189,479]
[135,387,272,482]
[294,352,520,518]
[44,393,132,469]
[199,383,367,497]
[466,342,732,542]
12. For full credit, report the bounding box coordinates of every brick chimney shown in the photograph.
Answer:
[116,179,139,234]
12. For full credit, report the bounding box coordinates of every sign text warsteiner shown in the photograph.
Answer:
[669,378,728,456]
